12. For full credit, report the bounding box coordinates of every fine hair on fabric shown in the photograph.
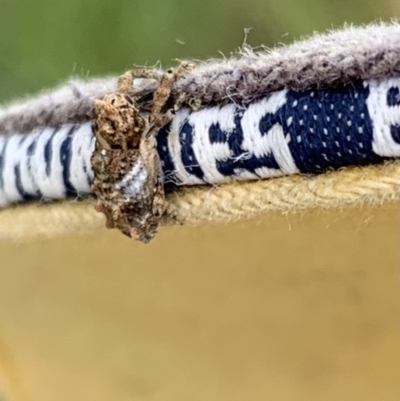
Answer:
[0,22,400,241]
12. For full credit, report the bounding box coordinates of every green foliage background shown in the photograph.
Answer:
[0,0,398,102]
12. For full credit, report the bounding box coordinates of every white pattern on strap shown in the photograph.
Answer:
[1,77,400,207]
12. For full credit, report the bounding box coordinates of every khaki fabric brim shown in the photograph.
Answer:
[0,203,398,401]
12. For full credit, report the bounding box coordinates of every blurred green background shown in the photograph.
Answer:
[0,0,399,104]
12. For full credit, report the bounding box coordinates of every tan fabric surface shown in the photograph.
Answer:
[0,205,399,401]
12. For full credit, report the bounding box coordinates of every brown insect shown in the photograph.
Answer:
[91,62,194,243]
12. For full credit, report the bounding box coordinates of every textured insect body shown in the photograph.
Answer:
[91,63,193,243]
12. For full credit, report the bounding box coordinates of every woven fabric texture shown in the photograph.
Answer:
[0,22,400,240]
[1,77,400,207]
[0,161,399,242]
